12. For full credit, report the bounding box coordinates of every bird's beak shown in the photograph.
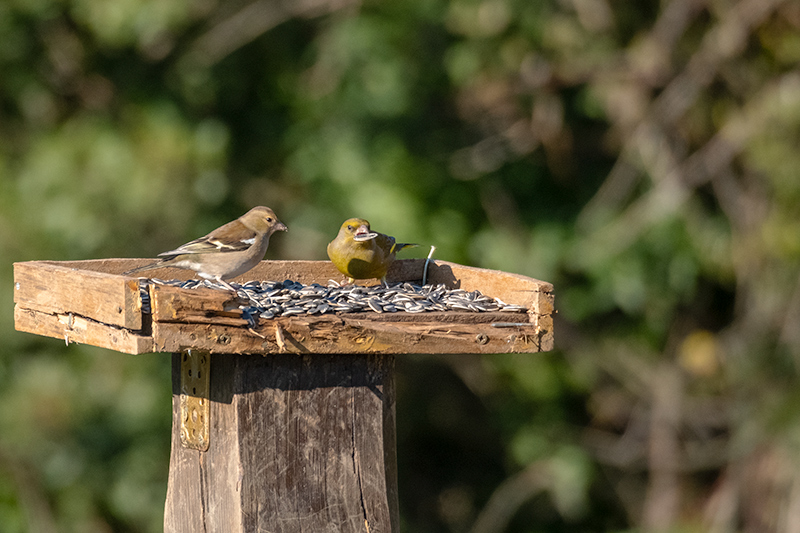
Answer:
[353,225,378,241]
[276,222,288,232]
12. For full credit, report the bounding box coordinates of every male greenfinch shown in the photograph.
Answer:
[125,206,287,290]
[327,218,416,285]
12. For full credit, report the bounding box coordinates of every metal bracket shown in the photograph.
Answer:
[180,349,210,451]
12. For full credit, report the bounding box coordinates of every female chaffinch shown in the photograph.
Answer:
[326,218,416,285]
[125,206,287,290]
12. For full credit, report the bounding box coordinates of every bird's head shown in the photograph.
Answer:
[242,206,288,234]
[340,218,378,242]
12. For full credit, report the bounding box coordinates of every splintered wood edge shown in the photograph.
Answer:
[14,305,153,355]
[150,284,247,326]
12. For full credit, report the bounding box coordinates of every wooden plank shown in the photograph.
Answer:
[530,287,555,352]
[14,305,153,355]
[150,284,248,327]
[14,261,142,329]
[28,258,157,276]
[164,353,243,533]
[393,259,556,352]
[393,259,553,304]
[152,315,547,355]
[242,259,344,286]
[165,352,398,533]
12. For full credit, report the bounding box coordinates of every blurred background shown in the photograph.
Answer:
[3,0,800,531]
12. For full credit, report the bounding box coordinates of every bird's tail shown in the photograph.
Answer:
[123,261,164,276]
[391,242,418,254]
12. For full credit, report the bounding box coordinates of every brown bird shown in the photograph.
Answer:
[124,206,287,290]
[326,218,416,285]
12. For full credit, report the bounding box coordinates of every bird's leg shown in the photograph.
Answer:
[216,277,238,293]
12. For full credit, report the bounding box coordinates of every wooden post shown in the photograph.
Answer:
[13,258,554,533]
[164,352,398,533]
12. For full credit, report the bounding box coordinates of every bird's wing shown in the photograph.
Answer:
[158,220,257,256]
[374,234,397,257]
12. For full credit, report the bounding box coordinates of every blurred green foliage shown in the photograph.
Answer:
[3,0,800,531]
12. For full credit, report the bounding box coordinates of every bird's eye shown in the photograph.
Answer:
[347,225,354,231]
[267,217,273,222]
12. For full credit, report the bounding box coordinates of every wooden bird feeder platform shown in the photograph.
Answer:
[13,258,554,533]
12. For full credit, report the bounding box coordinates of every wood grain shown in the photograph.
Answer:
[14,260,142,329]
[150,284,248,326]
[13,305,153,354]
[151,314,546,355]
[164,352,398,533]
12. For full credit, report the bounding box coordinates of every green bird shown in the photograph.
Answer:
[326,218,416,285]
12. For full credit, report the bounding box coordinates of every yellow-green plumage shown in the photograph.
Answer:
[327,218,415,284]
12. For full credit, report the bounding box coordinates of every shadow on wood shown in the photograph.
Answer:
[165,352,398,533]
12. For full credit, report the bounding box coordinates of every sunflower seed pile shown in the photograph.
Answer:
[138,278,528,322]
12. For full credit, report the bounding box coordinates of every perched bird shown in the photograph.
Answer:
[327,218,416,285]
[124,206,287,290]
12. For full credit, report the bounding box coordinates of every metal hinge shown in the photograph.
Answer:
[180,349,210,451]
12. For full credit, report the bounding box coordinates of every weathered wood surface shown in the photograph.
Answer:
[13,305,154,355]
[13,258,554,355]
[13,260,142,328]
[152,315,544,355]
[150,283,248,327]
[164,352,398,533]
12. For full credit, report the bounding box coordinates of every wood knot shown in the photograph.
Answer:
[475,333,489,345]
[355,334,375,349]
